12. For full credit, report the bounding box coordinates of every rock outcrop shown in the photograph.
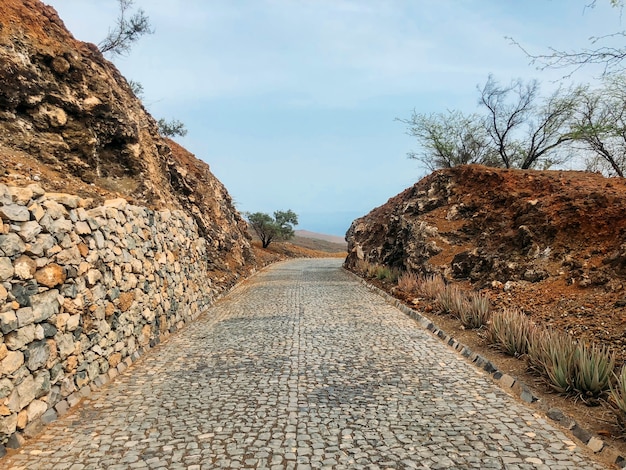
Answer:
[345,165,626,357]
[166,139,254,273]
[346,165,626,288]
[0,0,169,204]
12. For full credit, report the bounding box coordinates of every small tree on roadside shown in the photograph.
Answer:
[99,0,153,57]
[247,210,298,248]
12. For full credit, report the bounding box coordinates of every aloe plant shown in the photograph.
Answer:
[610,366,626,432]
[459,292,491,329]
[572,342,615,398]
[437,284,465,316]
[544,332,577,394]
[527,327,551,375]
[487,308,532,357]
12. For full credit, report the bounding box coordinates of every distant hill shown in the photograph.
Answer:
[289,235,346,254]
[295,230,346,245]
[248,228,347,254]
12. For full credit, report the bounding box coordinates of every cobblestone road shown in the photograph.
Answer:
[2,259,608,469]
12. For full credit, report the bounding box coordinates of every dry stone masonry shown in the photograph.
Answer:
[0,182,227,450]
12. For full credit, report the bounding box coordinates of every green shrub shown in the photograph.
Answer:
[487,308,532,357]
[387,267,400,283]
[372,265,399,282]
[375,265,391,280]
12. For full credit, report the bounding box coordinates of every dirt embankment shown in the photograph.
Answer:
[346,165,626,362]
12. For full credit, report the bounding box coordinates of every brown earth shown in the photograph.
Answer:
[294,230,348,246]
[346,165,626,364]
[270,234,346,255]
[345,165,626,463]
[248,229,347,266]
[0,0,171,208]
[251,240,346,267]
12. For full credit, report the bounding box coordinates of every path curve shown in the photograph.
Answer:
[2,259,608,469]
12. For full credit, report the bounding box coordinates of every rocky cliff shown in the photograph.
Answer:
[346,165,626,351]
[0,0,253,279]
[346,165,626,284]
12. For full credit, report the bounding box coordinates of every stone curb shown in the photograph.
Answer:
[346,269,626,469]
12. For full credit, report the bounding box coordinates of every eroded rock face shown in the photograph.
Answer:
[0,0,254,276]
[0,0,165,201]
[345,165,626,287]
[166,140,254,271]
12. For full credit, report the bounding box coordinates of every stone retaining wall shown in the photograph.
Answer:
[0,183,225,448]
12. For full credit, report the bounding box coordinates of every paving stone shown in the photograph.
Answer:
[0,259,610,469]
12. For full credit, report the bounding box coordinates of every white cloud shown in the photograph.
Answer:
[65,1,514,105]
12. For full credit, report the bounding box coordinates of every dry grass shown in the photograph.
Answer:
[397,271,420,293]
[417,274,446,300]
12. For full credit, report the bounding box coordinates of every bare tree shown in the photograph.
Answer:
[570,76,626,176]
[479,76,580,169]
[479,75,537,168]
[99,0,153,57]
[509,1,626,76]
[397,110,499,171]
[522,84,583,169]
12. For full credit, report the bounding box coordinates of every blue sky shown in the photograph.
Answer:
[44,0,622,236]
